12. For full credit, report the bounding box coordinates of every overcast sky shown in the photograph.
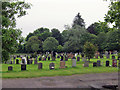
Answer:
[16,0,111,37]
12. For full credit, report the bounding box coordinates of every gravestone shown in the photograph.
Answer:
[57,55,60,58]
[93,62,97,67]
[106,60,109,67]
[77,57,80,61]
[22,59,25,64]
[106,54,110,59]
[97,60,101,67]
[48,56,50,60]
[49,63,55,70]
[34,59,38,64]
[82,57,86,62]
[44,57,46,61]
[112,56,115,59]
[65,56,68,61]
[60,55,64,61]
[13,60,15,64]
[30,60,33,64]
[16,59,19,64]
[72,56,76,67]
[84,61,89,67]
[21,64,26,70]
[112,59,117,67]
[10,61,12,64]
[39,57,42,61]
[38,63,42,69]
[8,66,13,71]
[59,61,66,69]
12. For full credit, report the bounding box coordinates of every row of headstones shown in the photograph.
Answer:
[8,59,118,71]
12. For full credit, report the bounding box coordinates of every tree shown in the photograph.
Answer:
[25,36,42,53]
[106,29,120,52]
[87,22,110,35]
[104,1,120,29]
[57,45,63,53]
[63,25,90,52]
[2,1,31,62]
[96,32,107,52]
[43,37,59,52]
[84,42,98,61]
[72,13,85,28]
[51,28,63,45]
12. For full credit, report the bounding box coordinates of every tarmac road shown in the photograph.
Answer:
[2,72,118,88]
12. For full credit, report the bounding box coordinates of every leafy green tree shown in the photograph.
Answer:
[51,28,63,45]
[87,22,110,35]
[57,45,63,53]
[25,36,42,53]
[104,1,120,29]
[84,42,98,61]
[2,1,31,62]
[106,29,120,52]
[72,13,85,28]
[43,37,59,52]
[96,32,107,52]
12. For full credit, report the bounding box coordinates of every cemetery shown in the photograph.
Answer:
[2,52,119,78]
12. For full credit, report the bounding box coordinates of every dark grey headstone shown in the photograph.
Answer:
[77,57,80,61]
[8,66,13,71]
[38,63,42,69]
[16,59,19,64]
[97,60,101,67]
[21,64,26,70]
[49,63,55,70]
[48,56,50,60]
[72,56,76,67]
[93,62,97,67]
[106,60,109,67]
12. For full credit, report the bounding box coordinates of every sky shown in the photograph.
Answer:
[16,0,111,37]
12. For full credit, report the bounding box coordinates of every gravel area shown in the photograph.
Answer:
[2,72,118,89]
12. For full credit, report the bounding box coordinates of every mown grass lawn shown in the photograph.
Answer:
[1,55,119,78]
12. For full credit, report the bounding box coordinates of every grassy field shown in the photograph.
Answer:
[1,55,119,78]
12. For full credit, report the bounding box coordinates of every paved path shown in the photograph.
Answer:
[2,72,118,88]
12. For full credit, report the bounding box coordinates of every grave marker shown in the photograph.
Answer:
[84,61,89,67]
[49,62,55,70]
[59,61,66,69]
[77,57,80,61]
[93,62,97,67]
[21,64,26,70]
[72,56,76,67]
[38,63,42,69]
[112,59,117,67]
[97,60,101,67]
[8,66,13,71]
[16,59,19,64]
[106,60,109,67]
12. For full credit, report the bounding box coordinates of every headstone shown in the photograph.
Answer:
[84,61,89,67]
[106,60,109,67]
[72,56,76,67]
[65,56,68,61]
[52,56,55,61]
[93,62,97,67]
[49,63,55,70]
[10,61,12,64]
[97,60,101,67]
[8,66,13,71]
[16,59,19,64]
[21,64,26,70]
[22,59,25,64]
[106,54,110,59]
[77,57,80,61]
[112,56,115,59]
[13,60,15,64]
[82,57,86,62]
[48,56,50,60]
[30,60,33,64]
[39,57,42,61]
[60,55,64,61]
[59,61,66,69]
[34,59,38,64]
[112,59,117,67]
[38,63,42,69]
